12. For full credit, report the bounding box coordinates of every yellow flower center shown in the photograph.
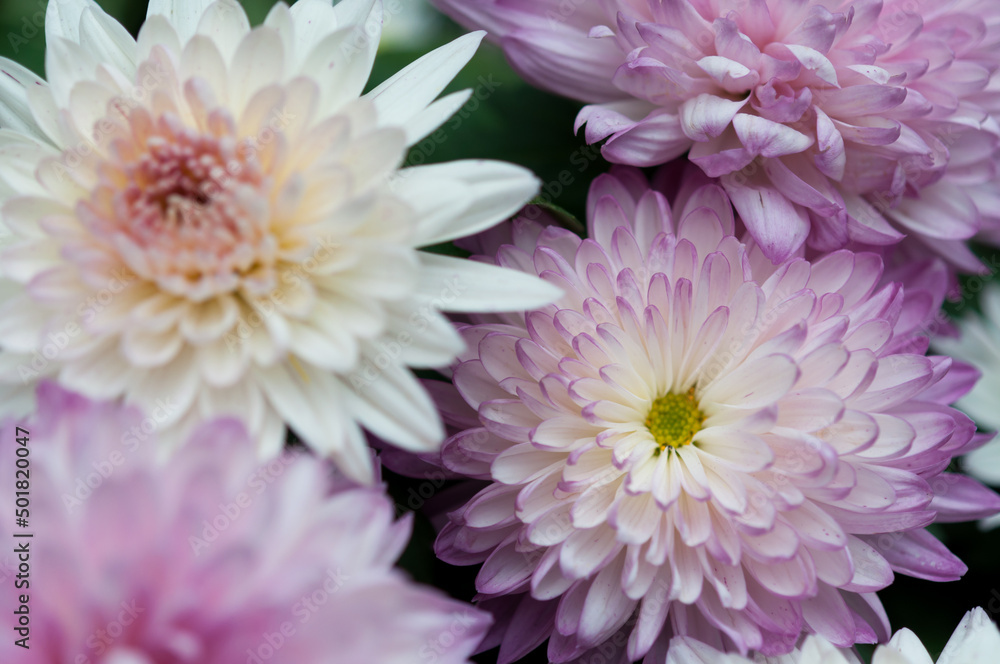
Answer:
[645,387,705,450]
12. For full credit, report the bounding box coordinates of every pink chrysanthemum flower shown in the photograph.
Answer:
[429,169,1000,662]
[0,383,489,663]
[0,0,560,484]
[431,0,1000,265]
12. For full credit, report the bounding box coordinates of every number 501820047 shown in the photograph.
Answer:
[14,427,29,529]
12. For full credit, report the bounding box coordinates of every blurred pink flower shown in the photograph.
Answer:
[431,0,1000,266]
[427,169,999,661]
[0,383,489,664]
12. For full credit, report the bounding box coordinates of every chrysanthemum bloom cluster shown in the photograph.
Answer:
[430,169,1000,662]
[431,0,1000,268]
[0,383,489,664]
[0,0,560,483]
[668,606,1000,663]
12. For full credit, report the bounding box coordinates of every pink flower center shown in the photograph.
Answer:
[78,107,280,300]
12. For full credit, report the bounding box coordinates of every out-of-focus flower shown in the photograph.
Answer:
[0,0,561,484]
[0,383,490,664]
[429,168,999,661]
[932,284,1000,509]
[431,0,1000,267]
[666,606,1000,663]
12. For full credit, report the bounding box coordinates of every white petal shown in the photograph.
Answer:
[45,0,90,43]
[180,36,230,106]
[194,0,250,63]
[665,637,750,664]
[0,131,58,199]
[67,80,117,144]
[79,6,138,78]
[287,0,339,59]
[785,44,838,86]
[122,326,184,367]
[287,317,359,373]
[884,628,934,664]
[136,14,182,63]
[45,36,100,107]
[256,359,375,483]
[400,160,540,246]
[0,59,48,140]
[178,295,240,344]
[701,353,799,409]
[146,0,214,44]
[59,337,136,399]
[263,2,296,65]
[399,88,471,145]
[2,197,68,239]
[198,376,264,433]
[386,307,466,368]
[197,336,250,388]
[416,252,563,313]
[123,346,202,426]
[963,440,1000,486]
[0,293,54,352]
[300,26,377,113]
[366,31,484,134]
[228,27,285,112]
[937,607,1000,664]
[344,361,444,452]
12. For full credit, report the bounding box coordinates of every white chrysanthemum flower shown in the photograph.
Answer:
[666,606,1000,664]
[933,284,1000,527]
[0,0,560,482]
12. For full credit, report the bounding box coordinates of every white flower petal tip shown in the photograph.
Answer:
[400,159,541,247]
[367,30,486,142]
[932,283,1000,491]
[937,607,1000,664]
[419,252,563,313]
[661,609,1000,663]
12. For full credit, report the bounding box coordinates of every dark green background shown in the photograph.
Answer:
[2,1,998,662]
